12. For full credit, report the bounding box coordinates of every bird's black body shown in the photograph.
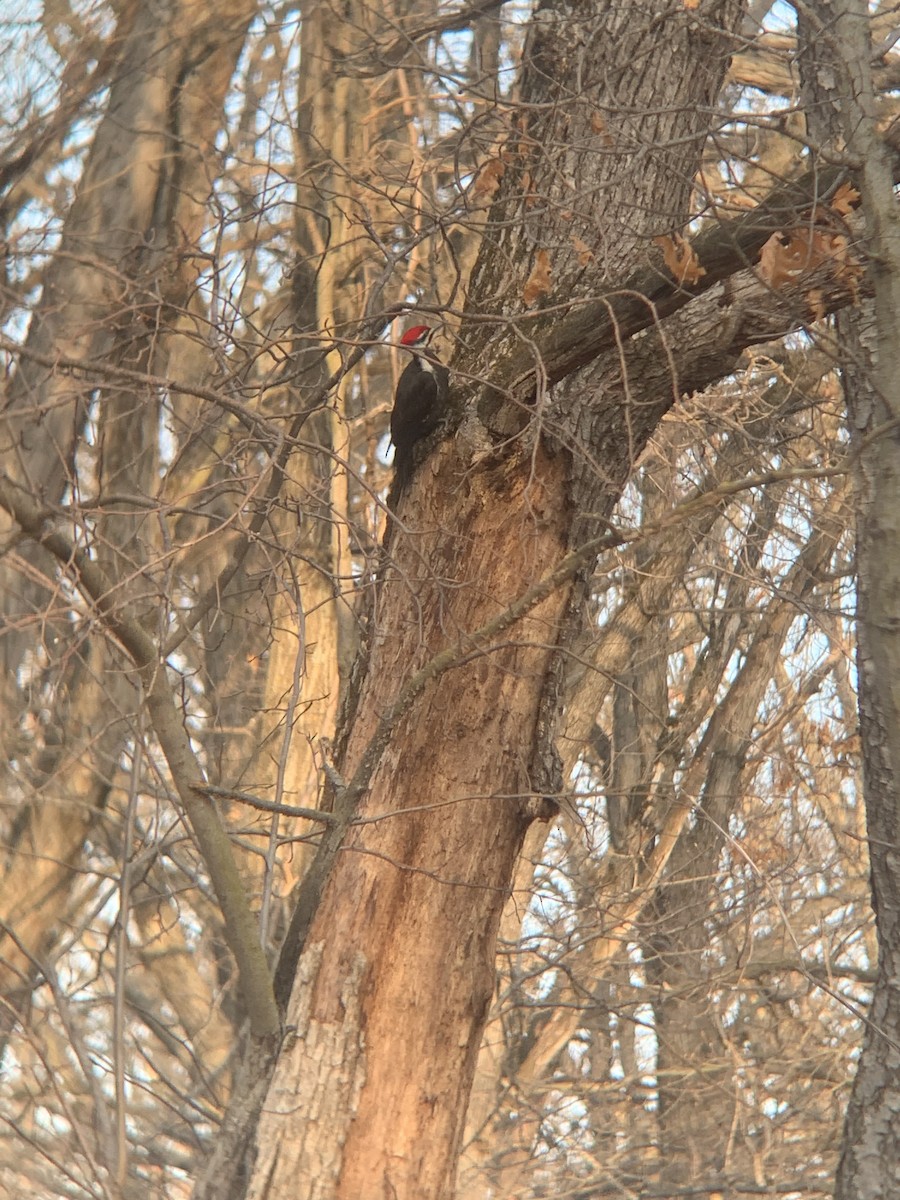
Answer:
[390,327,449,492]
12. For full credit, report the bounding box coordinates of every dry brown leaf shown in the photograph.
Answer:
[654,232,707,285]
[827,231,864,301]
[759,229,819,289]
[590,111,614,146]
[523,249,552,306]
[807,287,826,321]
[759,226,863,300]
[473,156,505,199]
[830,181,860,218]
[571,235,594,265]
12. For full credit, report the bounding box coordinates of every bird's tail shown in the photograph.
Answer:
[389,448,413,501]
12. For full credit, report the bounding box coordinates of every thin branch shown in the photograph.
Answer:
[273,451,852,1003]
[195,784,339,826]
[0,474,280,1038]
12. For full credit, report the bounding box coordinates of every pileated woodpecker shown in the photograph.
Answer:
[390,324,449,492]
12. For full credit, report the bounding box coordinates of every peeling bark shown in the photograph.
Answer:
[243,2,745,1195]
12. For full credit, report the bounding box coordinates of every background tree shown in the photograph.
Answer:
[0,1,897,1198]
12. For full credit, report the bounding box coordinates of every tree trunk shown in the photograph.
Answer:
[251,440,571,1199]
[797,4,900,1194]
[243,3,744,1196]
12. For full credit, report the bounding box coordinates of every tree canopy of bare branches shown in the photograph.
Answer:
[2,1,899,1198]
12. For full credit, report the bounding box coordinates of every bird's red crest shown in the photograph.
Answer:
[400,324,432,346]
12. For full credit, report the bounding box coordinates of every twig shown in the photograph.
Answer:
[0,474,280,1038]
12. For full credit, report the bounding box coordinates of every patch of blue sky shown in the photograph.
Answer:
[203,7,302,325]
[419,2,530,198]
[568,763,611,852]
[762,1,800,35]
[535,1090,596,1166]
[1,3,62,144]
[2,4,106,340]
[632,998,658,1087]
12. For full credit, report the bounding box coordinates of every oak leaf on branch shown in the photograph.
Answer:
[473,156,505,199]
[830,181,860,218]
[654,232,707,286]
[523,249,552,306]
[758,222,863,302]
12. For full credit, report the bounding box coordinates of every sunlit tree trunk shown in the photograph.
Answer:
[6,0,892,1194]
[242,3,744,1196]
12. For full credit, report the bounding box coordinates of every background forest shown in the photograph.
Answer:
[1,1,899,1198]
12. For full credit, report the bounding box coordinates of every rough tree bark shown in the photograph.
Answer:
[237,3,746,1197]
[798,4,900,1195]
[7,0,895,1194]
